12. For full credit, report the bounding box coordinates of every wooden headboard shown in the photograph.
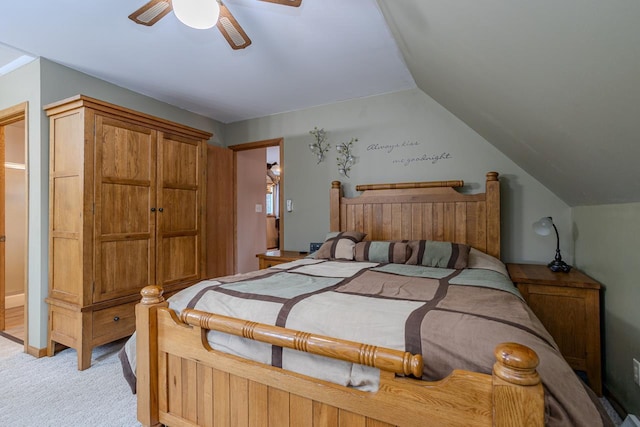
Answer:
[330,171,501,259]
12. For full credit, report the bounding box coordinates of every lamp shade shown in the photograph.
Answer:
[173,0,220,29]
[271,163,281,176]
[533,216,553,236]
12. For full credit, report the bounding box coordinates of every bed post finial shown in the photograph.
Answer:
[331,181,341,189]
[141,285,165,305]
[492,342,544,426]
[486,171,499,181]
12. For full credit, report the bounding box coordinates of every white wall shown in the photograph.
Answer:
[226,89,571,263]
[573,203,640,416]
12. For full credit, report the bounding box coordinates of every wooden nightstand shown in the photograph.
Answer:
[256,250,308,269]
[507,263,602,396]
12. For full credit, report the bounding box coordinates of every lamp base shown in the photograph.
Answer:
[548,259,572,273]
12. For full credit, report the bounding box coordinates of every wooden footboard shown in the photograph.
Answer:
[135,286,544,427]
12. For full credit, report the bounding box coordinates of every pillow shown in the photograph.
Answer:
[314,231,367,260]
[354,241,412,264]
[405,240,470,269]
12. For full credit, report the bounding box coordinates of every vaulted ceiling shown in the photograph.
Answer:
[1,0,639,206]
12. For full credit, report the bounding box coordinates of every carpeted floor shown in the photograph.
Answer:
[0,335,139,427]
[0,335,625,426]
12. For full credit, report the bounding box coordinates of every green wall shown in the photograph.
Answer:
[226,89,571,264]
[1,58,224,349]
[574,203,640,415]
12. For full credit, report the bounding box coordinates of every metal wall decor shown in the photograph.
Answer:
[308,127,330,164]
[336,137,357,177]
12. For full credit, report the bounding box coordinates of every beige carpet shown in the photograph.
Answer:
[0,336,139,427]
[0,335,625,426]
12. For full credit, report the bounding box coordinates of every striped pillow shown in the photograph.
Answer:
[354,241,412,264]
[405,240,470,269]
[314,231,367,260]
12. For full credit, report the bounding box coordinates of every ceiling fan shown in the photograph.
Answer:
[129,0,301,50]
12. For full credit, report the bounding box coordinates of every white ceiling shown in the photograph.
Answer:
[0,0,415,124]
[2,1,640,206]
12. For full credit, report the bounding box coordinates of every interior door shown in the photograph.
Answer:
[206,145,234,278]
[156,133,203,288]
[93,115,156,303]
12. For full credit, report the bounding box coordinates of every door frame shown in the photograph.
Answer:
[0,102,28,351]
[229,138,284,272]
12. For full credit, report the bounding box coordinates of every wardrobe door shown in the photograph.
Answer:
[93,115,157,303]
[156,133,203,288]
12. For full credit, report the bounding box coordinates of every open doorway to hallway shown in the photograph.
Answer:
[231,138,284,274]
[0,105,27,347]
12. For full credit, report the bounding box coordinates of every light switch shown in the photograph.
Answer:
[255,204,263,213]
[286,199,293,212]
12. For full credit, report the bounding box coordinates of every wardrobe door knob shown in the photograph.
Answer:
[151,208,156,212]
[158,208,164,212]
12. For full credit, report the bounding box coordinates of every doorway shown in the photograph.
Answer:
[0,102,28,348]
[230,138,284,274]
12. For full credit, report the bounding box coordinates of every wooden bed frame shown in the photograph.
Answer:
[135,171,545,426]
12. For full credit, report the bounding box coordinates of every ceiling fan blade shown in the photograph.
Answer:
[129,0,173,26]
[217,3,252,50]
[259,0,302,7]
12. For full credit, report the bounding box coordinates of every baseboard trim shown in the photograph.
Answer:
[5,293,24,309]
[26,345,47,358]
[604,385,628,420]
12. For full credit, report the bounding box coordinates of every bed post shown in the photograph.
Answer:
[330,180,342,232]
[492,342,544,426]
[485,172,501,259]
[136,286,168,427]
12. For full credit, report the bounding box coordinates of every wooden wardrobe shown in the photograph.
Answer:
[45,95,211,370]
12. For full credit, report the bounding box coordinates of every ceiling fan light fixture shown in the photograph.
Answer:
[172,0,221,29]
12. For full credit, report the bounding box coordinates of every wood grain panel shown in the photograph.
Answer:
[329,173,501,258]
[52,113,83,173]
[162,188,197,232]
[269,388,290,426]
[162,135,199,187]
[182,359,198,423]
[167,353,183,418]
[161,235,198,284]
[248,381,268,427]
[314,402,338,427]
[455,202,467,243]
[197,363,214,427]
[291,394,313,426]
[227,375,247,427]
[100,183,151,234]
[213,368,231,426]
[52,177,82,233]
[99,118,153,182]
[50,238,82,302]
[97,240,150,302]
[339,409,366,427]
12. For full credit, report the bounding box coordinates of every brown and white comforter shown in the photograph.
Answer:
[120,255,608,427]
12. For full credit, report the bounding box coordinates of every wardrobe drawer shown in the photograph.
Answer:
[92,302,137,345]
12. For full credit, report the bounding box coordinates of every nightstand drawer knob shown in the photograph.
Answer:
[113,316,120,322]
